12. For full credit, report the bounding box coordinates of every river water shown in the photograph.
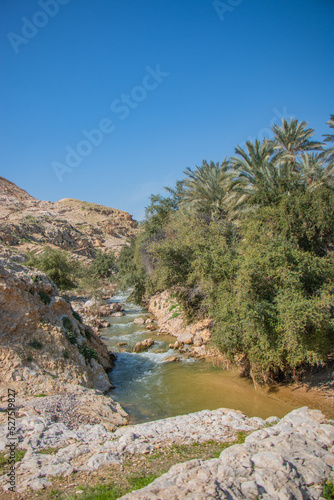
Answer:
[101,292,329,424]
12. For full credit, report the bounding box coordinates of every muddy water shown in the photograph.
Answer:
[101,292,331,424]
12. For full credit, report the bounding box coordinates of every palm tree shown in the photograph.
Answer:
[297,152,332,191]
[322,114,334,165]
[180,159,230,219]
[271,118,323,169]
[227,139,288,211]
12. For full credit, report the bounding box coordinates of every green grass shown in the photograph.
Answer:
[66,472,158,500]
[0,449,27,475]
[171,312,180,319]
[34,393,47,398]
[168,304,178,312]
[39,447,60,455]
[323,479,334,499]
[127,473,158,490]
[78,344,98,362]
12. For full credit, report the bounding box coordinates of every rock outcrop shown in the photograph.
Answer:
[120,407,334,500]
[0,258,115,397]
[0,406,333,497]
[0,177,139,257]
[148,291,226,363]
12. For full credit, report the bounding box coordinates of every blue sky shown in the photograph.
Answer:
[1,0,333,220]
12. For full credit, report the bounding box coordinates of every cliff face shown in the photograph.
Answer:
[0,177,139,257]
[0,258,114,396]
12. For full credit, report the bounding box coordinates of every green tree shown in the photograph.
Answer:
[322,114,334,165]
[89,250,116,278]
[271,117,323,167]
[228,139,287,210]
[26,247,77,290]
[180,160,230,219]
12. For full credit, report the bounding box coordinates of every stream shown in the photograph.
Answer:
[101,292,326,424]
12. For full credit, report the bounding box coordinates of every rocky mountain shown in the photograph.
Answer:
[0,177,139,258]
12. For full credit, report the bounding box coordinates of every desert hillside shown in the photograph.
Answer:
[0,177,139,258]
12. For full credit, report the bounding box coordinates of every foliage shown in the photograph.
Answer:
[62,316,77,344]
[62,316,73,331]
[77,344,98,362]
[28,340,43,349]
[27,247,78,290]
[323,479,334,500]
[38,290,51,305]
[89,250,116,279]
[72,310,82,323]
[114,114,334,383]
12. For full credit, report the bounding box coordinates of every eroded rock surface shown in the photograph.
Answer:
[0,258,115,398]
[120,407,334,500]
[0,406,266,493]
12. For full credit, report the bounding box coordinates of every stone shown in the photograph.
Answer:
[146,324,158,331]
[133,317,145,325]
[164,356,180,363]
[133,338,155,353]
[177,332,193,344]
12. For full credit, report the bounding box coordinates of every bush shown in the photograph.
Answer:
[72,310,82,323]
[89,250,116,279]
[62,316,77,344]
[28,340,43,349]
[78,344,98,362]
[62,316,73,331]
[26,247,78,290]
[38,291,51,305]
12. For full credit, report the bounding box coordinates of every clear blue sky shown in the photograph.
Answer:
[1,0,333,220]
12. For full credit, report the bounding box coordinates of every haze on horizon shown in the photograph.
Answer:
[1,0,333,220]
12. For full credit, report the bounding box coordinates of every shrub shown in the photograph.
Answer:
[28,340,43,349]
[62,316,77,344]
[89,250,116,279]
[72,310,82,323]
[38,291,51,305]
[78,344,98,362]
[26,247,78,290]
[84,327,92,340]
[62,316,73,331]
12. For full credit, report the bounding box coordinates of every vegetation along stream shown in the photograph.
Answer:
[99,291,327,424]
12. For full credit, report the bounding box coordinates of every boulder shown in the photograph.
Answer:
[170,341,183,350]
[84,298,98,310]
[193,335,203,347]
[133,338,155,353]
[133,317,145,325]
[111,311,125,317]
[146,324,158,332]
[164,356,180,363]
[177,332,193,345]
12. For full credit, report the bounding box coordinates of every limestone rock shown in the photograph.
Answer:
[133,338,155,353]
[133,317,145,325]
[177,332,193,344]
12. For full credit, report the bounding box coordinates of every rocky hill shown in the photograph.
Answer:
[0,257,128,430]
[0,177,139,258]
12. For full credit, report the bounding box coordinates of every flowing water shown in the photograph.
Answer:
[101,292,330,424]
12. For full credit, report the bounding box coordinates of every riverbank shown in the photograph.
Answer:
[0,406,333,499]
[148,289,334,420]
